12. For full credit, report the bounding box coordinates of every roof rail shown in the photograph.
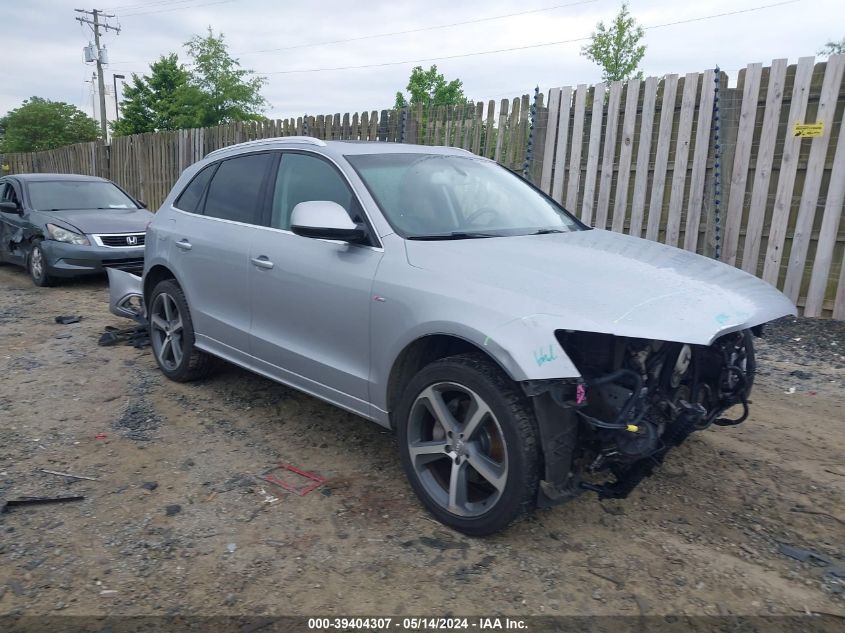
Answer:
[205,136,326,158]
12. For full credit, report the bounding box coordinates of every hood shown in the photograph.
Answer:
[405,229,796,346]
[40,207,154,235]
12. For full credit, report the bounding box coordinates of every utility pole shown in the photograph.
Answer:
[75,8,120,139]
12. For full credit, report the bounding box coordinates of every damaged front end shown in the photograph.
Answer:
[528,328,758,505]
[107,268,145,319]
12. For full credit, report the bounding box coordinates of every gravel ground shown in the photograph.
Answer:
[0,265,843,619]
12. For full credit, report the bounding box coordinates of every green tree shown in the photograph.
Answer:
[185,28,267,126]
[581,3,646,82]
[394,65,466,109]
[113,54,203,136]
[0,97,100,152]
[818,38,845,57]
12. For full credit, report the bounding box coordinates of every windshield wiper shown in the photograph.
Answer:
[529,228,567,235]
[407,231,500,240]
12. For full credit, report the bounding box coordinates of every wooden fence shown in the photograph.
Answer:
[1,55,843,319]
[534,56,845,320]
[3,99,533,213]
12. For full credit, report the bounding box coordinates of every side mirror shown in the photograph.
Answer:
[0,201,21,214]
[290,201,367,243]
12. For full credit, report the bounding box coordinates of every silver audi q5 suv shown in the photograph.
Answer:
[119,136,795,535]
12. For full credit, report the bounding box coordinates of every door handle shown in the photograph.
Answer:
[250,256,274,270]
[175,239,192,251]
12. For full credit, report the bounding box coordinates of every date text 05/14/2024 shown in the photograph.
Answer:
[307,617,528,630]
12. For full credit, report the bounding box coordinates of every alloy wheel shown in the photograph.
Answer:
[150,292,184,371]
[407,382,508,517]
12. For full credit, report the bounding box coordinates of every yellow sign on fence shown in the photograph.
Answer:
[793,121,824,138]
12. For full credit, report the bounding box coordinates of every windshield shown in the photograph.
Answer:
[27,180,139,211]
[346,153,583,238]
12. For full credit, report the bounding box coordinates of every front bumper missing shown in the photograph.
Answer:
[107,268,144,319]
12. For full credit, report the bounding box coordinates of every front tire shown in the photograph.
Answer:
[28,240,55,287]
[396,353,541,536]
[148,279,214,382]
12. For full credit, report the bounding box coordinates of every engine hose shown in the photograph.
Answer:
[721,364,748,398]
[576,403,650,430]
[575,410,633,431]
[587,368,643,427]
[712,364,750,426]
[713,400,749,426]
[589,368,642,391]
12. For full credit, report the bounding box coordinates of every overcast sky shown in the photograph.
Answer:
[2,0,842,122]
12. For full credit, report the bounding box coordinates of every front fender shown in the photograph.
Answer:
[485,314,580,380]
[372,316,581,413]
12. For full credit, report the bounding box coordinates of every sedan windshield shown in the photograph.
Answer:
[27,181,139,211]
[346,153,583,238]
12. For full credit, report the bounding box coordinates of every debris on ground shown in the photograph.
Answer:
[260,463,326,496]
[2,495,85,513]
[39,469,98,481]
[54,315,82,325]
[779,544,845,578]
[113,397,162,442]
[98,322,149,348]
[165,504,182,516]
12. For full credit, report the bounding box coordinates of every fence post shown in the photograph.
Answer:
[523,86,540,180]
[711,72,740,260]
[378,110,389,141]
[399,108,408,143]
[711,67,722,259]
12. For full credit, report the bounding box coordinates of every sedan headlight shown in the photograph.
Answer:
[46,223,90,246]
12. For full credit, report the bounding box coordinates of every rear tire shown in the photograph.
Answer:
[396,353,541,536]
[28,240,55,287]
[148,279,214,382]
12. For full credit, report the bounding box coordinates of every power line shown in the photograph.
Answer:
[107,0,601,65]
[106,0,203,10]
[238,0,600,57]
[256,0,801,75]
[119,0,239,17]
[644,0,799,30]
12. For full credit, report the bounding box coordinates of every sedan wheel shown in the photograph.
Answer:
[397,353,540,536]
[28,241,54,287]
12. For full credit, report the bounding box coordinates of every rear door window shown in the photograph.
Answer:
[203,153,274,224]
[174,164,215,213]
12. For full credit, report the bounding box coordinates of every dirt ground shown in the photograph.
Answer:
[0,264,843,619]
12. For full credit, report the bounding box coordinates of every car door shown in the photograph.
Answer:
[0,180,27,265]
[169,152,275,356]
[248,151,383,416]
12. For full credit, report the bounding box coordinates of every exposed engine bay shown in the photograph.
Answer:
[529,328,758,503]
